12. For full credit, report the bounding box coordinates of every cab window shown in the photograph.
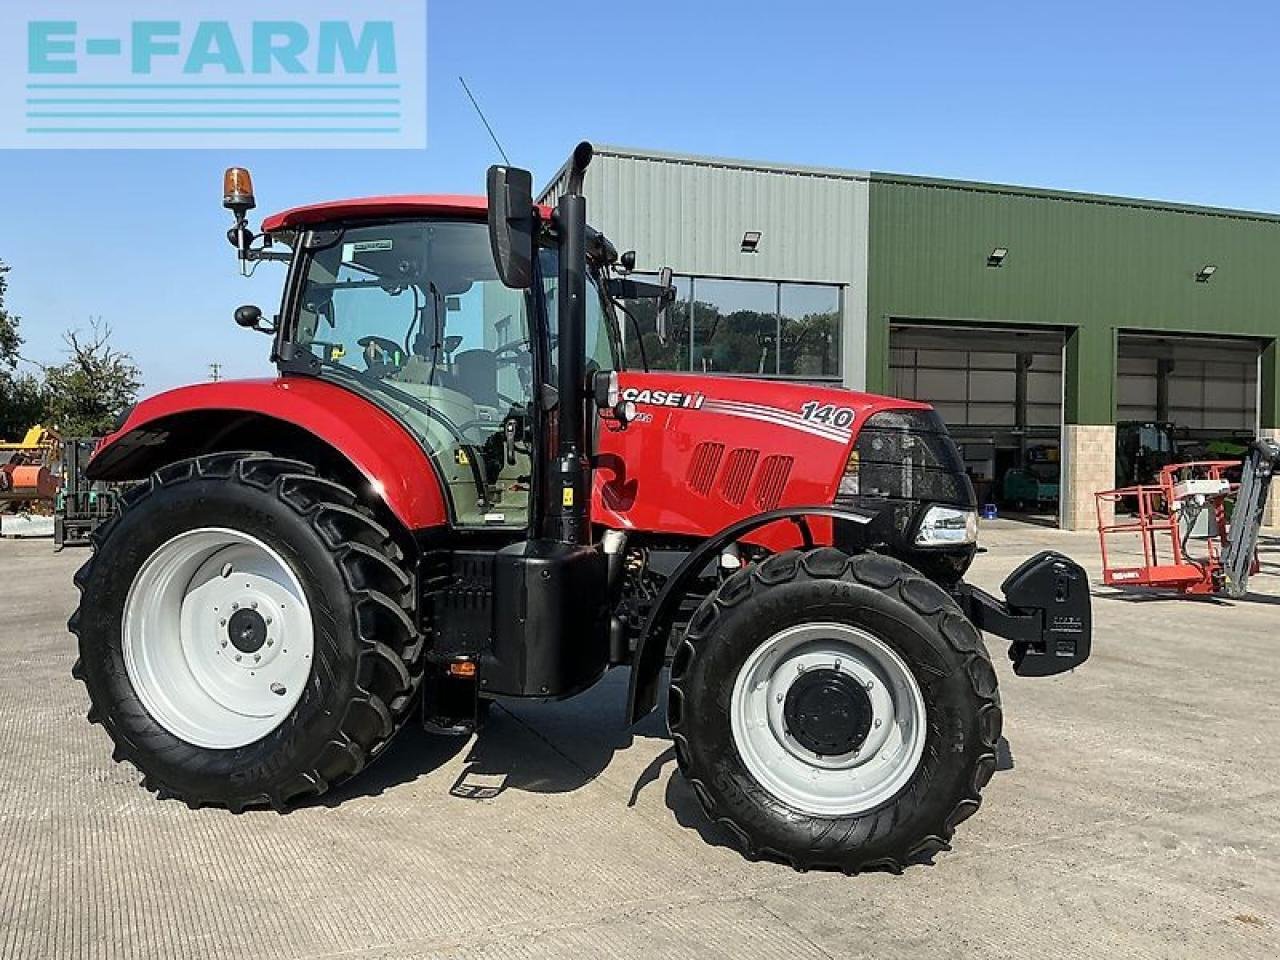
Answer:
[294,219,536,528]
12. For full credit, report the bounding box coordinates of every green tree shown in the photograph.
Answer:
[0,261,19,371]
[0,259,51,438]
[0,373,47,439]
[42,321,141,436]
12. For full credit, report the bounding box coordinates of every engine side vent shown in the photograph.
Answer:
[686,442,726,495]
[721,448,760,504]
[753,455,794,510]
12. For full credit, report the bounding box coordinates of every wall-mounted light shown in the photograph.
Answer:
[986,247,1008,268]
[1195,264,1217,283]
[741,230,762,254]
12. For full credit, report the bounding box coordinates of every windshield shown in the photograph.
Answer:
[296,220,534,409]
[538,248,621,380]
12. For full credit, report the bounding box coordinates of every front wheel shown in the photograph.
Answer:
[668,548,1002,873]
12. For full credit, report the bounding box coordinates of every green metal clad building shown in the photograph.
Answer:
[542,145,1280,528]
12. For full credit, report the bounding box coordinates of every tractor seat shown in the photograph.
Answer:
[453,350,502,408]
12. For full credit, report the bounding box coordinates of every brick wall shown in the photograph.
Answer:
[1061,424,1116,531]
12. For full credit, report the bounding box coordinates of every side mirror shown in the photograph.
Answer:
[655,266,674,345]
[234,304,272,334]
[486,165,535,289]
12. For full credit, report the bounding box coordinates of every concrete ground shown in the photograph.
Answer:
[1,523,1278,960]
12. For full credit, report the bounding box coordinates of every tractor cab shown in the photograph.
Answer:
[226,173,635,533]
[282,215,617,530]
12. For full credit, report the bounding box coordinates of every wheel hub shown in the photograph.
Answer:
[729,623,928,818]
[783,669,873,757]
[122,528,314,750]
[227,607,268,654]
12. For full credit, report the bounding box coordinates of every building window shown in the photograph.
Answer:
[779,283,840,378]
[693,278,779,376]
[621,275,842,381]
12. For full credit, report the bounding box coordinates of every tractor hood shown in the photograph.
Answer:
[594,371,931,543]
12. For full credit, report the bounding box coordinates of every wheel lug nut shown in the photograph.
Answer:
[253,654,261,663]
[270,683,287,696]
[231,602,239,610]
[220,639,227,648]
[251,601,258,610]
[234,654,242,662]
[219,618,227,627]
[266,640,274,647]
[864,679,874,690]
[265,617,272,625]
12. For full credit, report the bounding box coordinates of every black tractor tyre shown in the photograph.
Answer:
[68,452,423,812]
[668,548,1002,873]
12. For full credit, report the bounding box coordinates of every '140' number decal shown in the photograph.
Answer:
[800,401,855,429]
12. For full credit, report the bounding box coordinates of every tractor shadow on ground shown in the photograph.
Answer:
[311,666,1017,851]
[451,669,672,798]
[308,724,472,807]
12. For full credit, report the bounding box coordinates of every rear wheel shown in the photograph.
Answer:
[69,452,422,811]
[668,548,1001,873]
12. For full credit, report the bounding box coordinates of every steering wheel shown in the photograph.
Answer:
[491,340,530,368]
[358,336,407,375]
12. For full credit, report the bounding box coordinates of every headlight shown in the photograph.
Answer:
[837,449,859,497]
[914,505,978,546]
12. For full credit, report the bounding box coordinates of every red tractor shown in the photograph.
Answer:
[70,143,1091,872]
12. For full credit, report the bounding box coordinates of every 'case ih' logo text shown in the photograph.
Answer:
[621,388,706,409]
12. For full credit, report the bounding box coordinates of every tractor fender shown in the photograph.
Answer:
[626,505,878,724]
[87,377,448,531]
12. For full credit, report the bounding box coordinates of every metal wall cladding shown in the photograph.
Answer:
[867,176,1280,337]
[543,147,870,285]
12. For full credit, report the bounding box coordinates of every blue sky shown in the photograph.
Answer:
[3,0,1280,392]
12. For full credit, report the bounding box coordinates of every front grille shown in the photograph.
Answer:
[852,409,974,507]
[834,408,978,584]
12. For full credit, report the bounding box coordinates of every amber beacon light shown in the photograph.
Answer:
[222,167,257,215]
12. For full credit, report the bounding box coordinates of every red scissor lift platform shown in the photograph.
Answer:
[1096,460,1248,595]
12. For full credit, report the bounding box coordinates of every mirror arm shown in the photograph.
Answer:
[606,277,668,300]
[243,247,292,264]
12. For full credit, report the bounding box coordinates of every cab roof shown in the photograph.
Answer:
[261,194,555,232]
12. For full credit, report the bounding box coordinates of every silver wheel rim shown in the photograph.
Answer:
[730,622,927,817]
[122,528,314,750]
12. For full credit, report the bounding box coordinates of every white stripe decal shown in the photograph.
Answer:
[703,400,852,442]
[704,407,849,442]
[701,403,850,443]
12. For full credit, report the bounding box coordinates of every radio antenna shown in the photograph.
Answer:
[459,76,511,166]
